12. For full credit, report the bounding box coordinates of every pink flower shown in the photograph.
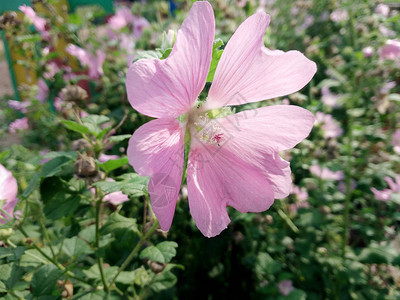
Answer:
[132,16,150,39]
[99,154,120,163]
[315,112,343,138]
[8,100,29,113]
[362,46,373,58]
[375,4,390,17]
[91,178,129,205]
[9,117,29,133]
[66,45,106,79]
[19,5,49,40]
[37,79,49,103]
[310,165,344,181]
[126,2,316,237]
[108,7,135,30]
[43,62,60,79]
[321,86,340,108]
[0,164,18,224]
[379,25,395,38]
[393,129,400,153]
[371,188,392,202]
[380,40,400,60]
[371,176,400,202]
[278,280,294,296]
[330,9,348,22]
[291,185,309,202]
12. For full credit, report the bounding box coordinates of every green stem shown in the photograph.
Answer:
[95,197,109,293]
[277,208,299,234]
[18,226,91,285]
[342,115,353,257]
[109,219,159,288]
[39,217,56,260]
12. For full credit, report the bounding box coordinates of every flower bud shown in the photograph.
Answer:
[320,205,331,215]
[75,153,97,178]
[0,228,13,241]
[147,260,165,274]
[0,12,21,29]
[60,85,88,103]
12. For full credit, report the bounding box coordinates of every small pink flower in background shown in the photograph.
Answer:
[9,117,29,133]
[19,5,50,40]
[0,164,18,224]
[380,81,396,94]
[302,15,315,30]
[278,280,294,296]
[362,46,373,58]
[237,0,250,8]
[375,4,390,17]
[43,62,60,79]
[291,185,309,202]
[40,150,51,164]
[330,9,348,22]
[66,45,106,79]
[99,154,120,163]
[132,16,150,39]
[289,185,309,214]
[53,97,64,111]
[310,165,344,181]
[108,7,134,30]
[379,25,395,38]
[371,188,392,202]
[380,40,400,60]
[37,79,49,103]
[371,176,400,202]
[8,100,29,113]
[126,2,316,237]
[321,86,340,108]
[393,129,400,153]
[91,178,129,205]
[315,112,343,138]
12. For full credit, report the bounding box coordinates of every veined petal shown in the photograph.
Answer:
[206,12,316,110]
[126,1,215,118]
[212,105,314,198]
[187,140,275,238]
[127,118,184,231]
[218,105,315,152]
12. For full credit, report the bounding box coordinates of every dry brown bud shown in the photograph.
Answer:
[147,260,165,274]
[61,85,88,103]
[75,152,97,177]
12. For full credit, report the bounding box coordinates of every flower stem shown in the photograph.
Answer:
[18,226,91,285]
[108,219,159,289]
[95,197,109,293]
[342,114,353,257]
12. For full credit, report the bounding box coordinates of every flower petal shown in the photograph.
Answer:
[187,140,275,237]
[127,118,184,231]
[126,1,214,118]
[0,164,18,203]
[205,12,316,110]
[213,105,314,198]
[218,105,315,152]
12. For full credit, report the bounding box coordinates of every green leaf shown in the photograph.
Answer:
[140,241,178,264]
[115,271,136,285]
[160,48,172,60]
[358,243,397,264]
[98,157,129,173]
[31,264,62,297]
[80,115,111,136]
[134,50,162,62]
[20,248,51,267]
[61,120,91,135]
[93,173,148,197]
[207,39,224,82]
[108,134,132,143]
[0,263,24,290]
[150,270,177,292]
[82,264,118,283]
[256,252,282,276]
[101,212,139,235]
[62,236,92,258]
[23,154,75,197]
[41,177,81,220]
